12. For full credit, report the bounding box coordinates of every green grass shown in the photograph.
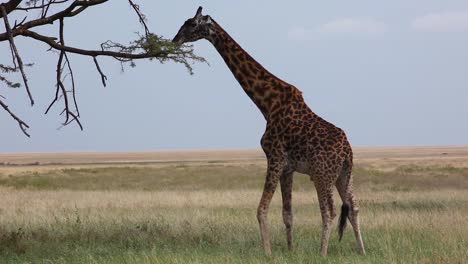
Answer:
[2,228,465,264]
[1,201,467,264]
[0,163,467,263]
[1,164,468,191]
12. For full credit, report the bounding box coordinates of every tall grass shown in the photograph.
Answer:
[0,163,467,263]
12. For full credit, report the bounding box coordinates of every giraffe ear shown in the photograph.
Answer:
[195,6,203,18]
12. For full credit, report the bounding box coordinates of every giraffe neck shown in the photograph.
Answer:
[207,20,301,119]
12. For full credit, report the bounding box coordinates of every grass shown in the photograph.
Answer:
[0,162,467,263]
[1,164,468,191]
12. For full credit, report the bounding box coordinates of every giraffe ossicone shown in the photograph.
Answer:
[173,6,365,256]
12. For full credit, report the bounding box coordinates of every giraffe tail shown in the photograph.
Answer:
[338,203,349,241]
[338,157,352,241]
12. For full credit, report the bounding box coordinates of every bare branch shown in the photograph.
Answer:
[21,29,192,59]
[0,0,23,18]
[12,16,28,30]
[45,17,82,129]
[0,0,107,42]
[0,97,30,137]
[21,0,108,29]
[41,0,54,18]
[64,52,79,116]
[1,4,34,106]
[93,56,107,87]
[44,80,59,114]
[0,73,20,88]
[0,0,206,136]
[15,0,68,11]
[64,110,82,130]
[128,0,149,37]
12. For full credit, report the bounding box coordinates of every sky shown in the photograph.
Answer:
[1,0,468,152]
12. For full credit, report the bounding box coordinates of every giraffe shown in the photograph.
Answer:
[172,7,365,256]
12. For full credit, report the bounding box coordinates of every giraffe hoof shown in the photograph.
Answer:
[263,247,272,256]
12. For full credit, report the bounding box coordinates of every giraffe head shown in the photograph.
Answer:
[172,6,214,45]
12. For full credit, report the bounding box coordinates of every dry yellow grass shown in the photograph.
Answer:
[0,188,466,229]
[2,145,468,174]
[0,146,467,263]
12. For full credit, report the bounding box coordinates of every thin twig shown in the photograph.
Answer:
[93,56,107,87]
[13,16,28,30]
[128,0,150,37]
[44,81,60,114]
[1,4,34,106]
[64,110,82,130]
[0,74,18,87]
[56,50,68,123]
[0,98,30,137]
[48,17,83,129]
[64,52,79,116]
[15,0,68,11]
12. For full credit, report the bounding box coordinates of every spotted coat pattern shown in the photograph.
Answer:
[172,7,365,256]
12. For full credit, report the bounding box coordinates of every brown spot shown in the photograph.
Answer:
[255,85,266,96]
[240,66,251,78]
[231,55,240,65]
[248,64,259,75]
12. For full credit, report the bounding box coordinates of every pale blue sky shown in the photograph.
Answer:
[1,0,468,152]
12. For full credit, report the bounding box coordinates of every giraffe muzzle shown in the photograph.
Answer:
[172,34,184,45]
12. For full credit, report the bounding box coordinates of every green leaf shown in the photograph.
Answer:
[11,83,21,88]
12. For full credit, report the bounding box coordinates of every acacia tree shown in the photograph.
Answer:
[0,0,204,137]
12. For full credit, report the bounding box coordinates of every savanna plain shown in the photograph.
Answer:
[0,146,467,263]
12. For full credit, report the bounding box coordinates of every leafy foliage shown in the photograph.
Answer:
[101,33,206,74]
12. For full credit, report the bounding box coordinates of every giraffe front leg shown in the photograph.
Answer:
[280,170,294,250]
[257,160,283,255]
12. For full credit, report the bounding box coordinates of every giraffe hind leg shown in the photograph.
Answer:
[335,160,366,255]
[314,180,336,256]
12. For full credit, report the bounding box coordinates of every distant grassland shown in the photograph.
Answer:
[1,164,467,191]
[1,148,468,263]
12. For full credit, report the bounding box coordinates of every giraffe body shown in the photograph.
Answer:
[173,7,365,256]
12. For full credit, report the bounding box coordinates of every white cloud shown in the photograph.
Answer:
[317,18,386,34]
[412,11,468,32]
[288,18,386,41]
[317,18,385,33]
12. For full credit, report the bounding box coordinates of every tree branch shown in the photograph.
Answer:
[44,17,82,129]
[15,0,68,11]
[128,0,149,37]
[93,56,107,87]
[1,4,34,106]
[0,0,206,136]
[20,29,191,59]
[0,0,23,18]
[64,52,79,117]
[0,97,30,137]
